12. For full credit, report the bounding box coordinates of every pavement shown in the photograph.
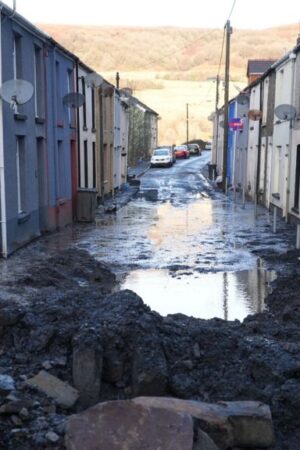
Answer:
[127,159,150,179]
[96,160,150,214]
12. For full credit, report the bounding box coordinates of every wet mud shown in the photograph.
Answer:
[0,156,300,449]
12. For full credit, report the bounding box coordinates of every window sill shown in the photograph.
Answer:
[18,212,30,224]
[57,197,67,205]
[272,193,280,200]
[35,117,45,124]
[92,128,96,133]
[57,120,64,128]
[83,126,88,131]
[14,113,27,121]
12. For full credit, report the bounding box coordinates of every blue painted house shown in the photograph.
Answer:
[0,2,77,256]
[45,41,77,230]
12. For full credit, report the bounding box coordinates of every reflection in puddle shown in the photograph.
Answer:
[121,264,276,321]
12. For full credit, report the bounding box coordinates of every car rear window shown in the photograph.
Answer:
[154,149,169,155]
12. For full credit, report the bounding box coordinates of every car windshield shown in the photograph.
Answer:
[175,146,186,151]
[153,149,169,156]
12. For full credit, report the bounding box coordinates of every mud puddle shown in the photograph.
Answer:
[121,260,276,320]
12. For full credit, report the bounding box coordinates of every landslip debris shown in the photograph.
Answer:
[0,248,300,448]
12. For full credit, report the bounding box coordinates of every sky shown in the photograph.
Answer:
[4,0,300,29]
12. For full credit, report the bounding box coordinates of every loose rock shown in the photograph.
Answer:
[0,374,15,394]
[26,371,79,409]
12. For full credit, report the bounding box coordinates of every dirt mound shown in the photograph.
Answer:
[1,249,300,448]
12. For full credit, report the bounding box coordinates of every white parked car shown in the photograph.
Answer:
[150,148,173,168]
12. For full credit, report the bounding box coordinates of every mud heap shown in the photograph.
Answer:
[0,249,300,449]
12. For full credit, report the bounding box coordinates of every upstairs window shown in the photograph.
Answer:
[34,45,45,118]
[55,61,63,123]
[13,34,22,79]
[81,77,87,129]
[16,136,26,214]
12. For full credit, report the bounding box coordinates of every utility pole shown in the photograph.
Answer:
[215,75,220,166]
[186,103,189,144]
[222,20,232,192]
[116,72,120,89]
[215,74,220,111]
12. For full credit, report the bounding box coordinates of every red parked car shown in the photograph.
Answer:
[174,145,190,159]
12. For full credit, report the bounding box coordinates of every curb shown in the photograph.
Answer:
[135,164,151,178]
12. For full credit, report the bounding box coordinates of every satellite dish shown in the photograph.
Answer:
[85,72,103,88]
[219,120,224,128]
[237,94,249,105]
[274,104,297,120]
[1,79,34,109]
[248,109,262,121]
[63,92,85,108]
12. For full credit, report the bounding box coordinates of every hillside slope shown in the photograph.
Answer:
[39,23,300,143]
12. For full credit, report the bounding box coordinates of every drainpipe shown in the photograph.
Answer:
[285,52,296,221]
[52,45,59,229]
[255,82,263,210]
[75,60,81,189]
[0,6,8,257]
[99,87,104,198]
[111,91,115,196]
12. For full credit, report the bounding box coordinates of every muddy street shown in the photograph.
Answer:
[1,155,300,449]
[81,152,292,320]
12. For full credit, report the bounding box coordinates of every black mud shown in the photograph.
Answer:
[0,247,300,449]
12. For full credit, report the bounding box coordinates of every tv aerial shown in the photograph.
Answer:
[63,92,85,108]
[274,104,297,120]
[248,109,262,121]
[0,79,34,112]
[237,93,249,105]
[85,72,103,88]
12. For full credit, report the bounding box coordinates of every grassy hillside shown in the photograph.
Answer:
[39,23,300,143]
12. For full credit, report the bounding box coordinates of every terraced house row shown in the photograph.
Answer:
[212,37,300,225]
[0,2,159,257]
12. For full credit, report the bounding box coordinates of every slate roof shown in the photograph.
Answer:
[247,59,276,76]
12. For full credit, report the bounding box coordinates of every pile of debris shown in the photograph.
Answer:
[0,249,300,448]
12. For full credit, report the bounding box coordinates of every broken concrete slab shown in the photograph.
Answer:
[133,397,275,449]
[26,370,78,409]
[72,345,102,407]
[65,399,195,450]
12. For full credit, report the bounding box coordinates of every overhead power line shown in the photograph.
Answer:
[216,0,238,78]
[227,0,237,21]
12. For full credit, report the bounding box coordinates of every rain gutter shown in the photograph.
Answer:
[0,5,8,257]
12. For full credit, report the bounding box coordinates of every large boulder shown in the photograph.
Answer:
[65,399,196,450]
[65,397,275,450]
[133,397,275,449]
